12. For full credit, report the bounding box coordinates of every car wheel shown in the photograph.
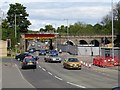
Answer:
[34,66,37,69]
[59,61,61,63]
[17,58,20,61]
[63,65,66,69]
[21,66,24,69]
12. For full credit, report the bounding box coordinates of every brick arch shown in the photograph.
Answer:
[63,40,75,45]
[90,40,100,47]
[79,40,88,45]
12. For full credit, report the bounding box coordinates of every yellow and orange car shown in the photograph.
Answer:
[63,57,81,70]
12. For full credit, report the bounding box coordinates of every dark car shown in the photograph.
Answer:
[49,50,58,56]
[112,86,120,90]
[15,52,29,61]
[21,56,37,69]
[39,49,46,55]
[15,52,39,61]
[28,53,39,61]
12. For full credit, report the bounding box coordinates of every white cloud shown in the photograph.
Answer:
[1,0,120,31]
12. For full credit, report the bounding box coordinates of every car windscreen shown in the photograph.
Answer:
[68,58,79,62]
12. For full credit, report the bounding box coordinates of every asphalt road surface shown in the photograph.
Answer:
[2,53,119,89]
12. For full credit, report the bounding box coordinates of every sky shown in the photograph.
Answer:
[0,0,120,31]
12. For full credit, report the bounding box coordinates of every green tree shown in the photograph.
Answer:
[57,25,67,35]
[114,1,120,47]
[101,1,120,47]
[6,3,31,33]
[44,24,55,32]
[2,3,31,48]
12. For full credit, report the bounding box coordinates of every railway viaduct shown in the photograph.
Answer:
[56,35,116,46]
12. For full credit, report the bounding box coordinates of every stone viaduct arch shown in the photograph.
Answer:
[57,35,116,46]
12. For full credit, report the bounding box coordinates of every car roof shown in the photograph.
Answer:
[24,56,33,58]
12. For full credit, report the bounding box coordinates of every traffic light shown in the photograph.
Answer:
[7,39,11,48]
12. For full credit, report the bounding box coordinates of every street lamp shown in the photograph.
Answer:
[111,0,114,59]
[15,14,17,38]
[64,19,69,40]
[15,14,22,39]
[64,19,69,52]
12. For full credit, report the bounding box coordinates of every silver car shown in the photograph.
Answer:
[44,55,62,63]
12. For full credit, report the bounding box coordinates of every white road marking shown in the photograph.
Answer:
[54,76,63,81]
[67,82,86,88]
[15,64,35,88]
[39,66,41,68]
[42,68,46,71]
[48,72,53,75]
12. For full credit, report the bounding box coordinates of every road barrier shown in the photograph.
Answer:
[80,61,92,68]
[93,56,120,67]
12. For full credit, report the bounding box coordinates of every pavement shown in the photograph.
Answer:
[2,58,35,88]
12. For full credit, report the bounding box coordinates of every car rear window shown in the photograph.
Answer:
[24,58,35,62]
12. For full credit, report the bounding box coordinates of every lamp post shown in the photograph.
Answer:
[64,19,69,52]
[111,0,114,59]
[15,14,17,38]
[64,19,69,40]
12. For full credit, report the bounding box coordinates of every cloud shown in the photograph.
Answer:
[28,3,111,28]
[1,0,120,31]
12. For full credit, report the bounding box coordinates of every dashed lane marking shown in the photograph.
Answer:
[66,82,86,88]
[54,76,63,81]
[39,66,41,68]
[48,72,53,75]
[42,68,46,71]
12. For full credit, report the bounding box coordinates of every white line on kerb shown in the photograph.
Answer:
[48,72,52,75]
[42,68,46,71]
[39,66,41,68]
[54,76,63,81]
[15,64,35,88]
[67,82,86,88]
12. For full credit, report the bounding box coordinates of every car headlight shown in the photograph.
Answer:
[69,64,73,66]
[59,58,61,60]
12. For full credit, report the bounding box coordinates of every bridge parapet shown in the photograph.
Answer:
[57,35,116,46]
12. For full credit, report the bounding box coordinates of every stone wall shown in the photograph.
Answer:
[0,40,7,57]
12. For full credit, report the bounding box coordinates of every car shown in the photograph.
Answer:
[39,49,46,55]
[31,43,35,46]
[49,50,58,56]
[21,56,37,69]
[44,54,62,63]
[112,86,120,90]
[63,57,81,70]
[28,53,39,61]
[37,44,41,48]
[15,52,39,61]
[15,52,30,61]
[28,48,36,53]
